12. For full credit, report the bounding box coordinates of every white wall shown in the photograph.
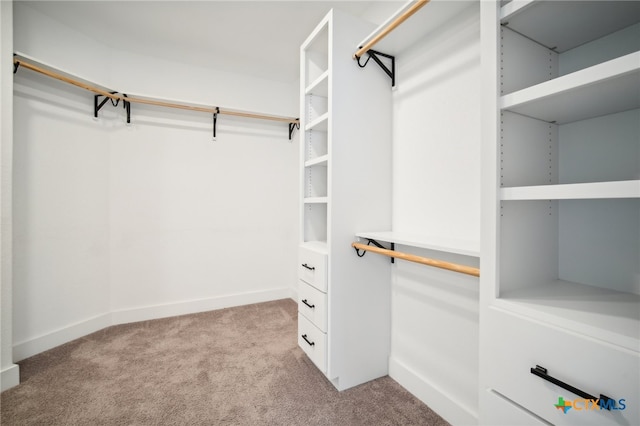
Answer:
[107,51,298,323]
[1,0,20,392]
[386,3,482,425]
[12,3,299,361]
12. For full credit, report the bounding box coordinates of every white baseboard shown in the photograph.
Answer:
[1,363,20,391]
[289,285,298,303]
[13,313,112,362]
[389,356,478,426]
[110,287,291,325]
[13,288,291,362]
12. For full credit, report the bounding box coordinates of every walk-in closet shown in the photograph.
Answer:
[1,1,638,425]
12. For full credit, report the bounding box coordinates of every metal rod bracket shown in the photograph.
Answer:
[354,238,395,263]
[356,49,396,87]
[213,107,220,139]
[95,91,130,123]
[289,120,300,141]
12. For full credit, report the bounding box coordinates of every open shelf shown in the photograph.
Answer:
[303,197,328,204]
[301,240,328,255]
[500,52,640,124]
[305,155,328,168]
[305,71,329,97]
[496,279,640,352]
[500,180,640,201]
[355,231,479,257]
[500,1,640,53]
[303,18,329,88]
[305,113,328,132]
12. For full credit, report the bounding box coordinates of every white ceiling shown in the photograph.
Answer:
[21,1,404,83]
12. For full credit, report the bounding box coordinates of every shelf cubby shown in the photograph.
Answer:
[495,0,640,348]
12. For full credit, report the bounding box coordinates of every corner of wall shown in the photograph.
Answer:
[0,0,19,392]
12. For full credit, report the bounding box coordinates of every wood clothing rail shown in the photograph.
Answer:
[13,57,299,125]
[353,0,430,59]
[352,241,480,277]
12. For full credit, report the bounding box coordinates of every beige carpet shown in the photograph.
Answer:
[1,299,450,425]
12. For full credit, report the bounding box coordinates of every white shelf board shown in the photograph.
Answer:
[305,155,328,168]
[15,52,297,121]
[14,51,113,92]
[355,0,473,57]
[501,52,640,124]
[305,113,328,132]
[301,240,328,254]
[500,1,640,52]
[355,231,479,258]
[303,197,328,204]
[496,279,640,352]
[305,71,329,97]
[500,180,640,201]
[499,0,535,22]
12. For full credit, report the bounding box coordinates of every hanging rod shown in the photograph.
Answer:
[353,0,430,60]
[13,56,299,129]
[351,241,480,277]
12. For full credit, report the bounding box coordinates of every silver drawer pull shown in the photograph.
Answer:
[301,299,315,309]
[302,334,315,346]
[301,263,315,271]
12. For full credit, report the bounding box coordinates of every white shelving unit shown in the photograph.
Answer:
[297,9,392,391]
[481,1,640,425]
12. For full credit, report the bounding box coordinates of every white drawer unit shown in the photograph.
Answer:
[482,389,550,426]
[480,0,640,423]
[298,245,327,292]
[298,280,327,333]
[485,307,639,426]
[297,313,327,373]
[297,9,391,391]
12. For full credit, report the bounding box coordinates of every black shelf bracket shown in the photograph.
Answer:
[94,92,131,123]
[213,107,220,139]
[354,238,395,263]
[289,120,300,141]
[356,49,396,87]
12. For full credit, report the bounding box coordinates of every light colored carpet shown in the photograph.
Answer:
[1,299,450,425]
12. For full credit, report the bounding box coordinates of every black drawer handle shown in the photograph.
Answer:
[301,334,315,346]
[530,365,613,409]
[302,299,315,309]
[301,263,315,271]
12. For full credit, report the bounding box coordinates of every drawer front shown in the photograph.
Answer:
[298,280,328,332]
[298,246,327,292]
[486,307,639,426]
[298,313,327,373]
[482,389,550,426]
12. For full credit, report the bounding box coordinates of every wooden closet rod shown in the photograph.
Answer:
[13,57,299,124]
[352,242,480,277]
[353,0,430,59]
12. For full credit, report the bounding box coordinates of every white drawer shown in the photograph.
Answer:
[482,389,550,426]
[298,280,328,332]
[486,307,639,426]
[298,246,327,292]
[298,313,327,373]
